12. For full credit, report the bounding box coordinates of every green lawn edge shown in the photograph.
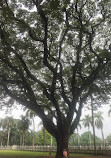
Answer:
[0,150,92,157]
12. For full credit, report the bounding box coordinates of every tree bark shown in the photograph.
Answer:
[55,129,69,158]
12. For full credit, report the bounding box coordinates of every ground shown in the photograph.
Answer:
[0,156,111,158]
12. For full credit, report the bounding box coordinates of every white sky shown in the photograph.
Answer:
[0,103,111,139]
[80,104,111,139]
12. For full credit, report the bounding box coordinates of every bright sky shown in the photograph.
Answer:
[80,104,111,139]
[0,103,111,139]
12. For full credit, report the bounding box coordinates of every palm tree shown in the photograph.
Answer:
[18,115,30,146]
[82,115,92,146]
[1,117,14,146]
[0,118,5,146]
[94,111,105,147]
[25,109,36,146]
[90,95,97,155]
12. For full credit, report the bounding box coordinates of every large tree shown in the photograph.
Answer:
[0,0,111,157]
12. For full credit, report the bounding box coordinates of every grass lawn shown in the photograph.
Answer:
[0,150,92,157]
[0,150,53,157]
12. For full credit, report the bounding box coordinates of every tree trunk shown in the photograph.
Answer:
[1,140,2,146]
[20,134,22,146]
[22,132,25,146]
[32,134,35,147]
[91,97,97,155]
[55,130,69,158]
[1,132,4,146]
[7,127,10,146]
[101,128,105,148]
[32,116,35,147]
[88,127,91,146]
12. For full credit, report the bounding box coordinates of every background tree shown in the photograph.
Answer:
[76,122,81,148]
[82,115,92,145]
[106,134,111,146]
[0,0,111,157]
[38,121,46,146]
[25,108,36,146]
[94,112,105,147]
[2,117,14,146]
[9,118,20,145]
[80,131,102,146]
[35,129,55,146]
[0,118,6,146]
[69,133,78,146]
[18,115,30,146]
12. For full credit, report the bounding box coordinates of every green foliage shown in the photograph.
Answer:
[82,115,92,129]
[35,129,56,146]
[80,132,102,146]
[94,112,104,129]
[18,116,30,133]
[69,131,102,146]
[106,134,111,145]
[69,133,79,146]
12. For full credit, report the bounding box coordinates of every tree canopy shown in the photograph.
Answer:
[0,0,111,157]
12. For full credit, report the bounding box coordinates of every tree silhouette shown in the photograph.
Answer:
[0,0,111,157]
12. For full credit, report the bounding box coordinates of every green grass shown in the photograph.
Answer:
[0,150,53,157]
[70,153,92,157]
[0,150,92,157]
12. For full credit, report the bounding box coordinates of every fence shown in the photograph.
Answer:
[0,145,111,155]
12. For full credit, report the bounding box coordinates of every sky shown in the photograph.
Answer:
[80,104,111,139]
[0,102,111,139]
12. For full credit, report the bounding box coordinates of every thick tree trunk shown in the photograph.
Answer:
[55,130,69,158]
